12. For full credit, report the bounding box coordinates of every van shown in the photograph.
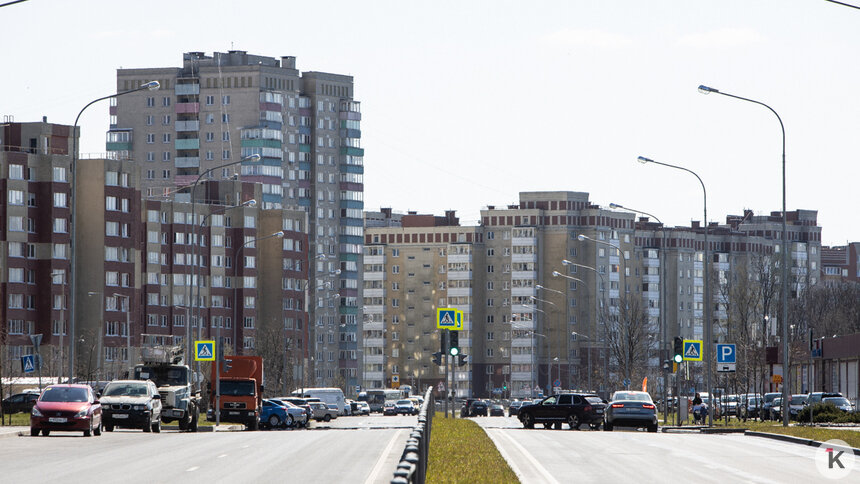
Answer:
[292,387,346,415]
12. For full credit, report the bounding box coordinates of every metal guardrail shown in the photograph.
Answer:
[391,388,433,484]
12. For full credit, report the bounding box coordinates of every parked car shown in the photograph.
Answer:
[518,393,606,430]
[356,401,371,415]
[770,397,783,421]
[407,397,423,413]
[807,392,844,405]
[787,394,808,420]
[268,398,308,427]
[460,398,477,418]
[308,401,331,421]
[260,399,291,429]
[722,394,739,417]
[604,390,658,432]
[279,397,314,422]
[508,400,524,416]
[740,394,761,420]
[30,384,102,437]
[760,392,781,420]
[395,399,417,415]
[2,391,40,414]
[489,404,505,417]
[99,380,162,433]
[823,397,856,413]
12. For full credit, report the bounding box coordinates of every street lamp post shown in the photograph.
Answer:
[548,273,590,390]
[68,80,160,382]
[525,305,551,394]
[560,260,608,394]
[637,155,712,426]
[51,271,67,383]
[536,285,566,389]
[610,202,668,416]
[86,291,104,383]
[698,84,790,427]
[577,234,632,389]
[530,296,558,389]
[187,154,261,368]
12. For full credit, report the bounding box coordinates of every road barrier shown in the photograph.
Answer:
[390,388,433,484]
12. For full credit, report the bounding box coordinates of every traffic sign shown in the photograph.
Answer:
[355,385,361,393]
[437,308,458,329]
[683,340,703,361]
[195,340,215,361]
[21,355,36,373]
[437,381,445,392]
[553,379,562,388]
[716,344,736,364]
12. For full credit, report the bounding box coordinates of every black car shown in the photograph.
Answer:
[518,393,606,430]
[760,392,781,421]
[508,400,524,416]
[460,398,477,418]
[2,392,40,414]
[489,404,505,416]
[469,400,488,416]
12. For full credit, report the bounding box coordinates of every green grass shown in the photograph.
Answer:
[0,412,30,426]
[714,419,860,448]
[427,412,519,484]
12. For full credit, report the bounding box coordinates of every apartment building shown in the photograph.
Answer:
[108,51,363,393]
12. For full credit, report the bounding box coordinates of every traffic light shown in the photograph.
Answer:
[449,331,460,356]
[221,358,232,373]
[440,331,448,354]
[457,354,467,367]
[673,337,684,364]
[432,351,442,366]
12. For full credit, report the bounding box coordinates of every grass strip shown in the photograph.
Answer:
[427,412,519,484]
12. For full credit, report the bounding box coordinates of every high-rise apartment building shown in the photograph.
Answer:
[365,192,824,399]
[108,51,363,393]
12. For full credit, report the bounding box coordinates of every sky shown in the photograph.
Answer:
[2,0,858,246]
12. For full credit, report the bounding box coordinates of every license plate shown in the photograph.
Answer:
[48,417,67,423]
[172,410,184,417]
[596,409,603,414]
[229,411,240,415]
[113,414,128,419]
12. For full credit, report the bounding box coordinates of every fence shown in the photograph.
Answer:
[390,387,434,484]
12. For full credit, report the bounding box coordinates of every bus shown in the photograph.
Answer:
[291,387,346,415]
[358,389,403,413]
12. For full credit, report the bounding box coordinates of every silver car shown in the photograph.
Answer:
[604,391,658,432]
[99,380,162,433]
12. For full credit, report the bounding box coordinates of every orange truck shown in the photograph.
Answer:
[210,355,264,430]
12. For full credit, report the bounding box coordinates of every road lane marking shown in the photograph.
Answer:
[364,429,403,484]
[491,429,560,484]
[186,466,199,472]
[218,454,228,459]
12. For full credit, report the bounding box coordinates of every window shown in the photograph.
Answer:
[146,133,155,144]
[162,133,171,143]
[162,97,171,107]
[205,95,214,105]
[222,95,230,105]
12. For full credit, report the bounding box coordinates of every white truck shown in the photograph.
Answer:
[132,335,201,431]
[293,387,346,415]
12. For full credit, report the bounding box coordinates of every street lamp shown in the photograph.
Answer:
[698,84,790,428]
[610,201,669,418]
[577,234,633,389]
[524,304,551,394]
[551,271,593,391]
[113,293,132,377]
[530,295,558,388]
[86,291,104,383]
[559,261,609,393]
[68,80,160,383]
[187,154,261,362]
[638,155,712,426]
[51,271,67,383]
[232,231,285,354]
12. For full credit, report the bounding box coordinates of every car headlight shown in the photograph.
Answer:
[133,405,146,411]
[32,407,43,417]
[74,408,89,418]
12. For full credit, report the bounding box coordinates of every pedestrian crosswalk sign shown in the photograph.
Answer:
[21,354,36,373]
[195,341,216,361]
[683,340,703,361]
[437,308,463,330]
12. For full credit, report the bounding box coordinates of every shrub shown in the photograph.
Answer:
[797,402,860,424]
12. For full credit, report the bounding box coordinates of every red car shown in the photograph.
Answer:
[30,384,103,437]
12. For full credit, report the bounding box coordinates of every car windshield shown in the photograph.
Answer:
[219,380,255,396]
[586,396,604,405]
[613,392,652,402]
[41,387,88,403]
[748,398,760,405]
[396,400,411,405]
[790,396,806,405]
[103,382,150,396]
[824,397,850,406]
[135,366,187,387]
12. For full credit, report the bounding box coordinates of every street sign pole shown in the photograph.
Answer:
[31,334,43,391]
[445,329,450,418]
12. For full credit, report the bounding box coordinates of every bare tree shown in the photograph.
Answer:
[601,293,651,391]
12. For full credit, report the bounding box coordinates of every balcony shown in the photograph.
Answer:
[511,287,535,297]
[175,120,200,132]
[511,354,534,364]
[511,237,537,246]
[364,272,384,281]
[447,254,471,264]
[446,270,472,281]
[447,287,472,297]
[106,142,132,152]
[241,138,281,149]
[175,102,199,114]
[511,372,532,382]
[364,255,384,265]
[339,146,364,156]
[175,138,199,151]
[365,338,385,347]
[363,288,384,298]
[175,83,200,96]
[512,253,536,263]
[175,157,200,168]
[511,271,536,280]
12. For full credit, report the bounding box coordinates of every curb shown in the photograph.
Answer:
[0,431,25,439]
[745,431,860,456]
[701,427,747,434]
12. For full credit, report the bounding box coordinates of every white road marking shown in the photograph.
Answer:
[364,429,403,484]
[186,466,199,472]
[490,429,560,484]
[217,454,228,458]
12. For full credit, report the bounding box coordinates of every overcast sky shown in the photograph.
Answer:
[3,0,858,245]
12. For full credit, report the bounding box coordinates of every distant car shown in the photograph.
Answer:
[383,402,398,416]
[739,394,761,420]
[770,397,783,421]
[269,398,308,427]
[2,392,40,414]
[604,391,657,432]
[460,398,477,418]
[395,399,417,415]
[489,404,505,417]
[260,399,291,429]
[508,400,524,417]
[722,395,739,417]
[99,380,162,432]
[469,400,488,416]
[308,402,332,421]
[788,394,807,420]
[760,392,781,421]
[518,393,606,430]
[807,392,844,405]
[356,401,371,415]
[823,397,856,413]
[30,384,102,437]
[279,397,314,423]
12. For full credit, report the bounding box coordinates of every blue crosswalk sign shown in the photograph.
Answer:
[21,355,36,373]
[195,341,215,361]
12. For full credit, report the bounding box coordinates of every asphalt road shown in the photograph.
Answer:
[0,414,416,484]
[475,415,860,483]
